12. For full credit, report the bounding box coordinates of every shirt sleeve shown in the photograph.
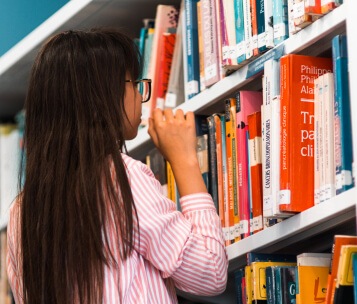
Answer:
[124,156,228,296]
[7,202,23,304]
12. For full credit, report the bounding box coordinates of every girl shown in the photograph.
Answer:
[7,28,228,304]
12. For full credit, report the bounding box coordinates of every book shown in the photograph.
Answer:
[235,0,246,64]
[196,1,206,92]
[353,252,357,304]
[247,111,263,234]
[207,115,219,211]
[273,0,289,45]
[276,266,297,304]
[332,34,354,195]
[144,5,179,123]
[250,260,297,302]
[279,54,333,213]
[200,0,221,87]
[247,252,297,265]
[236,91,263,238]
[296,252,331,304]
[293,0,313,29]
[264,0,274,48]
[333,245,357,304]
[184,0,201,99]
[234,268,246,304]
[265,266,277,304]
[325,235,357,304]
[156,30,176,109]
[225,98,240,242]
[146,148,168,196]
[321,0,337,14]
[256,0,267,54]
[165,3,185,109]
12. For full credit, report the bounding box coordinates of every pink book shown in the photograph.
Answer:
[236,91,263,238]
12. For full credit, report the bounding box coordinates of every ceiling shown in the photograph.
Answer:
[0,0,180,120]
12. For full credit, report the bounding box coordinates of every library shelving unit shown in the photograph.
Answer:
[0,1,356,303]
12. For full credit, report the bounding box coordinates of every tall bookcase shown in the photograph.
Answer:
[0,0,356,303]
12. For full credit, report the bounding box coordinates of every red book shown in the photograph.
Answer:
[279,54,332,213]
[236,91,263,238]
[247,111,263,234]
[156,31,176,109]
[325,235,357,304]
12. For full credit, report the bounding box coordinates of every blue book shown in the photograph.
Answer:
[234,0,246,64]
[207,115,219,211]
[184,0,200,99]
[234,268,245,304]
[256,0,267,54]
[266,266,277,304]
[332,34,354,194]
[272,0,289,45]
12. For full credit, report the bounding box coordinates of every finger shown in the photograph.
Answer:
[152,108,164,123]
[148,118,159,145]
[175,109,185,120]
[185,111,195,123]
[163,108,175,121]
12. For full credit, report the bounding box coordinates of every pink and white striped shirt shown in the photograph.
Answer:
[7,153,228,303]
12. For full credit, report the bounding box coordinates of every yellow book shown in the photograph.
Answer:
[296,252,331,304]
[336,244,357,286]
[166,161,176,203]
[251,261,296,301]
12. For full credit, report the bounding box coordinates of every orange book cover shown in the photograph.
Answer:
[156,31,176,109]
[321,1,336,14]
[279,54,332,213]
[250,0,258,56]
[225,98,240,243]
[325,235,357,304]
[247,111,263,234]
[213,113,229,242]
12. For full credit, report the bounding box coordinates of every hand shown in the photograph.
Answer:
[148,108,207,196]
[148,108,197,166]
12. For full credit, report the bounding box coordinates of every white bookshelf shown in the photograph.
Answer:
[0,0,356,303]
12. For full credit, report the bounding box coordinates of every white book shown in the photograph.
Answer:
[242,0,253,59]
[264,0,274,48]
[297,252,332,266]
[314,77,321,205]
[318,75,326,203]
[323,72,336,200]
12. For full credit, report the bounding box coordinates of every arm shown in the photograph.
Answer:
[125,158,228,296]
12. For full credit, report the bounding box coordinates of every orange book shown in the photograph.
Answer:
[156,31,176,109]
[225,98,240,243]
[321,0,336,14]
[325,235,357,304]
[250,0,258,56]
[247,111,263,234]
[279,54,332,213]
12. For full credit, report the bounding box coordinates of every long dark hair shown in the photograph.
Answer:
[20,28,140,303]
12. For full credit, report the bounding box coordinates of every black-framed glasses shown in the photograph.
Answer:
[125,79,152,103]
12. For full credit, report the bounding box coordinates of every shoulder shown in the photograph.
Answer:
[121,153,154,177]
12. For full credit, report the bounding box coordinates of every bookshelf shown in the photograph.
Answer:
[0,0,356,303]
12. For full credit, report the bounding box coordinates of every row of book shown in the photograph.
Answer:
[136,1,343,125]
[234,235,357,304]
[145,33,354,246]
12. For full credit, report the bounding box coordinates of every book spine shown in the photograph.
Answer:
[156,32,176,109]
[197,1,206,92]
[243,0,253,59]
[207,115,219,211]
[321,0,336,14]
[248,111,264,233]
[293,0,312,28]
[185,0,201,99]
[256,0,267,54]
[201,0,220,87]
[235,0,247,64]
[225,98,240,242]
[218,0,231,67]
[264,0,274,48]
[323,72,336,201]
[250,0,259,56]
[314,76,322,205]
[332,35,354,195]
[273,0,289,46]
[223,0,238,65]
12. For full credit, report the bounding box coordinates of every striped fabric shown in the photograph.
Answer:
[7,153,228,303]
